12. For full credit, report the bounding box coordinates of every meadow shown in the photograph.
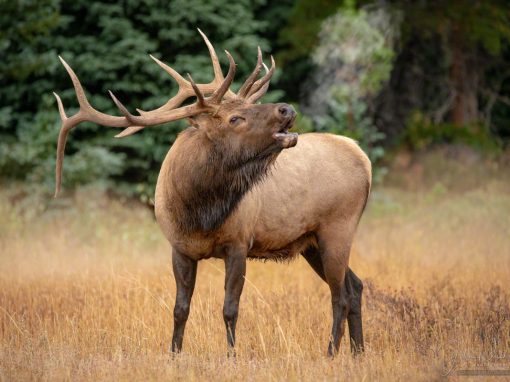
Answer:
[1,149,509,381]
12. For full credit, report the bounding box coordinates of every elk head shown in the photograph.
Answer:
[53,29,297,197]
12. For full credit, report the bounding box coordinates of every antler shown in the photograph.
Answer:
[236,51,276,104]
[109,51,236,127]
[53,56,132,197]
[135,28,236,117]
[53,29,276,197]
[245,57,275,103]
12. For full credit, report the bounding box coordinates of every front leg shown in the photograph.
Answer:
[223,245,247,354]
[171,248,197,353]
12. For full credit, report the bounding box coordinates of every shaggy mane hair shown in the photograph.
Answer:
[169,128,280,233]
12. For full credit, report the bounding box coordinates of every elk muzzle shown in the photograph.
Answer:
[273,103,298,149]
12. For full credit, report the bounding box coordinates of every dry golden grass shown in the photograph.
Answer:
[1,152,510,381]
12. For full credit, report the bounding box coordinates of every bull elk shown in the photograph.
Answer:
[53,30,371,357]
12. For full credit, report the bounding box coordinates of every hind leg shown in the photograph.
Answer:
[302,248,364,354]
[345,268,364,353]
[317,227,351,357]
[304,222,362,357]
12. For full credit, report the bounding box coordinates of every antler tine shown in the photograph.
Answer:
[246,63,270,104]
[54,57,131,197]
[58,57,134,127]
[139,55,192,114]
[109,89,212,127]
[58,56,92,110]
[245,56,276,104]
[210,51,236,104]
[187,73,206,107]
[150,54,188,87]
[197,28,223,83]
[114,125,145,138]
[53,91,72,198]
[198,28,236,99]
[237,47,263,98]
[108,91,135,120]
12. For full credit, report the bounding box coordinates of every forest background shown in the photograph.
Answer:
[3,0,509,200]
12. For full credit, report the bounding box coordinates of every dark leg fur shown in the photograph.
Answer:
[223,246,247,355]
[345,268,364,354]
[171,248,198,353]
[302,247,364,354]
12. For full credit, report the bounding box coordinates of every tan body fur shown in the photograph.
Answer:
[155,133,371,262]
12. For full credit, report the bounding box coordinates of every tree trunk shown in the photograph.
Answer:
[450,29,479,126]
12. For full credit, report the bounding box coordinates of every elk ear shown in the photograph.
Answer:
[187,117,200,128]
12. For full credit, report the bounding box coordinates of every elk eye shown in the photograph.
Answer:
[229,116,244,124]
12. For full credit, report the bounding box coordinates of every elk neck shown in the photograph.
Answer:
[167,127,279,234]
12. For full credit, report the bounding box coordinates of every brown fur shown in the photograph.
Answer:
[154,98,371,355]
[52,33,371,354]
[154,101,372,261]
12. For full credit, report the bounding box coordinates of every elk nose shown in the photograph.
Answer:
[278,104,295,118]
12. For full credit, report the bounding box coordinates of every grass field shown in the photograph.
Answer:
[1,149,510,381]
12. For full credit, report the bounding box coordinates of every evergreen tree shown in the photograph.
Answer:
[0,0,272,201]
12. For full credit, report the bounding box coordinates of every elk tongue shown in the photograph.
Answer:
[273,132,298,148]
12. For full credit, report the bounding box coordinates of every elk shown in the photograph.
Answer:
[53,30,371,357]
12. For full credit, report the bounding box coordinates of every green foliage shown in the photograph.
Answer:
[3,0,510,200]
[0,0,275,201]
[305,5,397,179]
[395,0,510,55]
[314,93,385,163]
[403,111,502,153]
[312,6,397,98]
[278,0,340,63]
[274,0,341,101]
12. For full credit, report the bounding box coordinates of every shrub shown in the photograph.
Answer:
[403,111,502,153]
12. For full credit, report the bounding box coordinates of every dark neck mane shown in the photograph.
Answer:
[169,128,278,233]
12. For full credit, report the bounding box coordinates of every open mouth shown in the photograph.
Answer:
[279,115,295,133]
[272,116,298,148]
